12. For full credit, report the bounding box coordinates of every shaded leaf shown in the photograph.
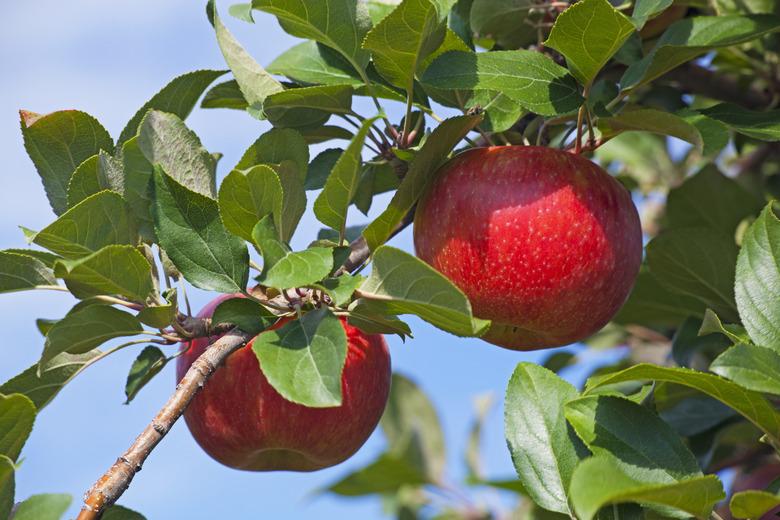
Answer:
[326,454,428,496]
[124,346,167,404]
[262,85,353,129]
[0,252,55,294]
[235,128,309,179]
[598,108,703,153]
[212,297,275,335]
[200,80,248,110]
[306,148,343,190]
[267,41,363,86]
[701,103,780,141]
[218,166,283,242]
[0,393,35,462]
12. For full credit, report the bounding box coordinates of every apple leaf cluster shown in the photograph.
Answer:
[2,0,780,517]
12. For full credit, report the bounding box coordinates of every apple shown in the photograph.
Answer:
[413,146,642,350]
[176,294,392,471]
[720,462,780,520]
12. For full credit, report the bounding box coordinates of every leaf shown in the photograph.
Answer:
[235,128,309,179]
[251,308,347,407]
[735,205,780,349]
[218,166,283,242]
[363,114,482,250]
[646,228,738,322]
[597,108,704,153]
[259,247,334,289]
[0,351,100,410]
[677,109,730,157]
[363,0,453,92]
[569,456,724,520]
[544,0,635,86]
[358,246,490,336]
[564,395,701,483]
[152,167,249,293]
[262,85,354,129]
[469,0,536,49]
[730,490,780,519]
[310,275,365,307]
[229,2,255,22]
[20,109,113,215]
[121,137,156,241]
[306,148,343,190]
[200,80,248,110]
[466,90,525,133]
[621,15,780,91]
[665,165,762,235]
[137,110,216,198]
[66,155,101,208]
[314,116,379,236]
[102,504,147,520]
[267,41,363,86]
[352,162,400,215]
[12,493,72,520]
[54,245,154,302]
[504,363,584,515]
[118,69,225,145]
[420,50,583,116]
[252,0,372,72]
[346,304,413,337]
[212,297,275,335]
[2,249,59,268]
[0,456,13,520]
[124,346,167,404]
[136,298,176,329]
[0,393,35,462]
[614,267,704,327]
[699,308,750,344]
[701,102,780,141]
[299,125,353,144]
[381,373,446,480]
[585,364,780,443]
[251,216,291,271]
[325,454,429,496]
[207,1,283,114]
[0,252,55,293]
[632,0,674,28]
[41,306,143,367]
[32,191,137,259]
[711,344,780,395]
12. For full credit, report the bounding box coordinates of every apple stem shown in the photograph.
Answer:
[75,328,252,520]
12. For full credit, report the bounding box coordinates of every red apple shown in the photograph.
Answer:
[177,294,391,471]
[413,146,642,350]
[720,462,780,520]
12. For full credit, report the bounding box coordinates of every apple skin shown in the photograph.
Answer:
[176,294,391,471]
[413,146,642,351]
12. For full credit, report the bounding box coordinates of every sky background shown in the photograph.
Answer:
[0,2,624,518]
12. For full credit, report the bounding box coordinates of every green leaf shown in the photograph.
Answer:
[352,162,400,215]
[66,155,101,208]
[54,245,154,302]
[677,109,730,157]
[735,205,780,349]
[565,395,701,483]
[504,363,584,515]
[229,2,255,22]
[699,308,750,344]
[2,249,59,268]
[545,0,635,86]
[469,0,536,49]
[251,216,290,270]
[314,116,379,236]
[646,228,738,322]
[41,306,143,368]
[614,267,704,327]
[218,166,283,242]
[235,128,309,179]
[12,493,72,520]
[137,110,216,198]
[381,373,446,480]
[212,297,275,335]
[118,70,226,145]
[363,114,482,250]
[711,344,780,395]
[0,351,100,410]
[124,346,167,404]
[0,455,13,520]
[597,108,704,153]
[122,137,156,241]
[466,91,525,133]
[299,125,354,144]
[267,41,363,86]
[666,165,762,234]
[262,85,354,129]
[102,504,147,520]
[585,364,780,442]
[311,275,365,307]
[346,304,413,337]
[569,456,724,520]
[33,191,137,259]
[306,148,343,190]
[622,15,780,91]
[152,167,249,293]
[253,0,372,72]
[0,252,55,293]
[207,1,283,114]
[136,297,176,329]
[0,393,36,462]
[20,109,113,215]
[251,308,347,407]
[200,80,248,110]
[259,247,334,289]
[326,454,429,496]
[701,102,780,141]
[632,0,674,28]
[730,490,780,519]
[420,50,583,116]
[363,0,454,92]
[358,246,489,336]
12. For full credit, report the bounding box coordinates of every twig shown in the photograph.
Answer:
[76,329,252,519]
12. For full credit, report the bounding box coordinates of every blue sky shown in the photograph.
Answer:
[0,2,623,518]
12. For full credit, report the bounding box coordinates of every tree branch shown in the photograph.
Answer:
[660,62,773,110]
[76,329,251,519]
